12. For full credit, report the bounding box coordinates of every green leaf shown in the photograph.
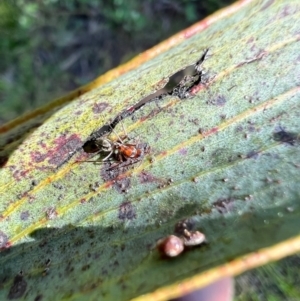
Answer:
[1,0,300,300]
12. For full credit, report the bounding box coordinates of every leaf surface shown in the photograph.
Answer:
[1,0,300,300]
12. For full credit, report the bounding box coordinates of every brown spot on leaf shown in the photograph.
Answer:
[46,207,58,220]
[209,95,226,106]
[279,5,293,18]
[247,37,255,44]
[74,110,83,116]
[93,102,109,114]
[0,230,9,248]
[31,134,82,166]
[119,201,136,220]
[30,134,82,166]
[20,211,30,221]
[213,198,235,213]
[273,128,298,145]
[8,273,27,299]
[31,151,47,163]
[113,176,131,193]
[178,148,188,156]
[38,141,47,148]
[138,171,159,183]
[247,150,260,159]
[12,169,30,181]
[48,134,82,166]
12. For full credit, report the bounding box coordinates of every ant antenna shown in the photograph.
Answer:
[110,120,129,144]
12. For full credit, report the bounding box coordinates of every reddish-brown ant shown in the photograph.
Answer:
[82,124,145,169]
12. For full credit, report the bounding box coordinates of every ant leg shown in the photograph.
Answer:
[111,126,128,144]
[74,152,111,164]
[102,150,114,161]
[121,122,128,139]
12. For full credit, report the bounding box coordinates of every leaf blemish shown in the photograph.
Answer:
[12,169,30,181]
[113,176,131,193]
[48,134,83,166]
[246,150,260,159]
[213,197,236,213]
[273,127,299,145]
[0,230,9,248]
[92,102,109,114]
[8,272,27,300]
[203,127,219,136]
[208,95,227,106]
[118,201,136,220]
[30,134,82,166]
[46,207,58,220]
[138,171,159,184]
[20,211,30,221]
[178,148,188,156]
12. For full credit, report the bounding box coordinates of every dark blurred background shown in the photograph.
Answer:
[0,0,234,124]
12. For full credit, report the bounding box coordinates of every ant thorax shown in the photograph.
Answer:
[94,137,113,153]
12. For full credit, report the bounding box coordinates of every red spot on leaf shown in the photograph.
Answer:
[104,181,113,189]
[12,169,30,181]
[203,127,219,136]
[160,151,168,157]
[38,141,47,148]
[31,134,82,166]
[49,134,82,164]
[189,83,206,95]
[140,116,148,122]
[31,151,47,163]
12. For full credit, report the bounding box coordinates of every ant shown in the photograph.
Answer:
[82,123,145,169]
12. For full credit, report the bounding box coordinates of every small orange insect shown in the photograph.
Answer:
[113,141,142,161]
[83,124,145,169]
